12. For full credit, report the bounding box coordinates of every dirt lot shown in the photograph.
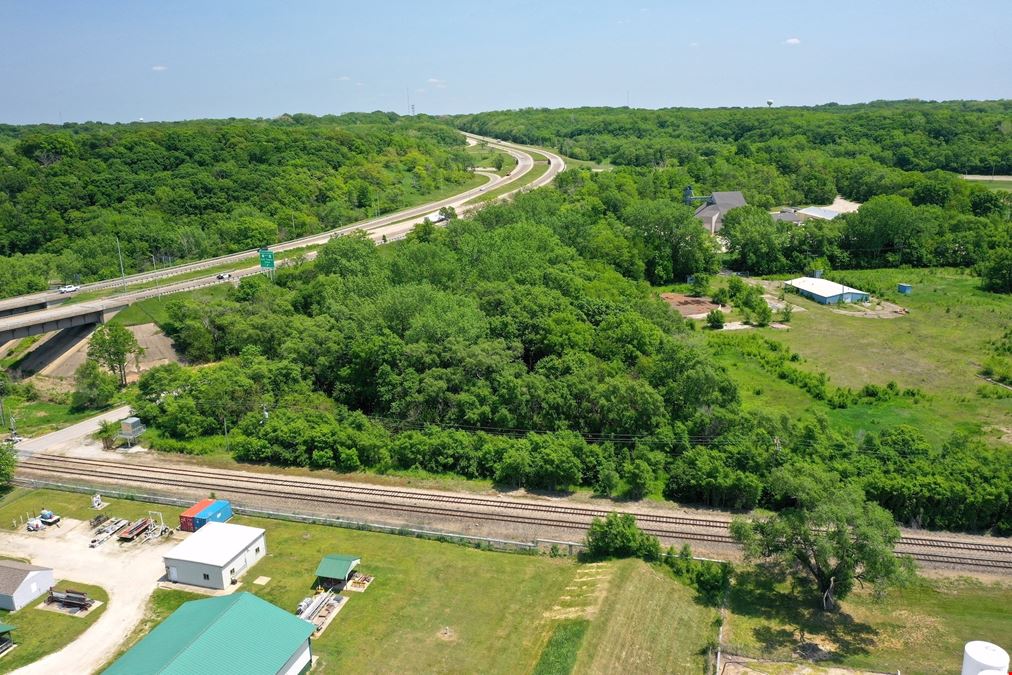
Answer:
[661,293,720,318]
[40,322,180,381]
[0,517,178,674]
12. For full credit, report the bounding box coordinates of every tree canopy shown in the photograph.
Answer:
[731,466,912,610]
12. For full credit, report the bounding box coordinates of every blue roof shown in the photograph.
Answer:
[104,593,313,675]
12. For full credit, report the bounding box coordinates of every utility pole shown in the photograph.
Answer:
[116,236,127,287]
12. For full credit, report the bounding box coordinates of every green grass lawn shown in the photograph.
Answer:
[0,488,717,674]
[571,559,719,674]
[466,144,518,176]
[712,268,1012,447]
[109,284,231,328]
[963,176,1012,192]
[724,569,1012,674]
[0,488,188,532]
[467,159,550,205]
[0,580,108,674]
[5,487,1005,674]
[533,620,589,675]
[2,398,125,437]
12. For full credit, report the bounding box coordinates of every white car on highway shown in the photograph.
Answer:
[57,284,80,293]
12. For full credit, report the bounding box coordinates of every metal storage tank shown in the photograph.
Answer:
[898,283,912,295]
[962,641,1009,675]
[193,500,233,530]
[179,498,215,532]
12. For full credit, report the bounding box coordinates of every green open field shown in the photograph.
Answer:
[0,581,109,674]
[0,488,188,531]
[709,268,1012,447]
[466,143,518,176]
[724,569,1012,674]
[963,176,1012,192]
[5,487,1010,674]
[108,283,231,328]
[467,156,551,205]
[0,487,717,674]
[2,398,124,437]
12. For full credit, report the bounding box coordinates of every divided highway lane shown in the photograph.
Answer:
[0,134,556,315]
[0,136,565,339]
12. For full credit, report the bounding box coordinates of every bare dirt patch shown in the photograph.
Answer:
[661,293,719,318]
[829,300,908,319]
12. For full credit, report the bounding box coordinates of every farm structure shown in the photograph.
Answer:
[163,522,266,590]
[178,499,233,533]
[315,554,360,586]
[105,592,314,675]
[0,560,54,611]
[785,277,870,305]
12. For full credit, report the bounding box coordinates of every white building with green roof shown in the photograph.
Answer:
[104,592,314,675]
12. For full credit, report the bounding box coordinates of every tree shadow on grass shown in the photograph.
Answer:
[730,566,878,663]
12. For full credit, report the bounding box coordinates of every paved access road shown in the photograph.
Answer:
[16,405,132,458]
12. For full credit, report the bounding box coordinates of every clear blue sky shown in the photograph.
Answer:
[2,0,1010,124]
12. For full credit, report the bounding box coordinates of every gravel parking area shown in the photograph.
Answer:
[1,518,176,674]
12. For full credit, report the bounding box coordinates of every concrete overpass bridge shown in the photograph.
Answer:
[0,299,129,344]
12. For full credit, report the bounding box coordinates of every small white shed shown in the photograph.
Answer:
[0,560,54,611]
[163,522,266,590]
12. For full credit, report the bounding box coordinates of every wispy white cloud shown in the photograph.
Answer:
[355,81,364,87]
[151,65,168,71]
[337,75,351,81]
[427,77,447,89]
[783,37,801,46]
[689,41,699,48]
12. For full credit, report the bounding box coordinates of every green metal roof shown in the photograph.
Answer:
[103,593,313,675]
[315,554,360,581]
[0,623,15,633]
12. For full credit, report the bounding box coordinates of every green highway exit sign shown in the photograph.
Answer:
[259,249,275,269]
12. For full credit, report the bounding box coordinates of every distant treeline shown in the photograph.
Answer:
[0,113,473,298]
[456,102,1012,287]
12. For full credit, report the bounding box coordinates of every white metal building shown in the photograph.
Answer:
[163,522,266,590]
[0,560,54,611]
[785,277,870,304]
[797,206,841,221]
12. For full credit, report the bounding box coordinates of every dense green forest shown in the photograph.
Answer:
[0,113,474,297]
[132,189,1011,534]
[457,102,1012,284]
[455,101,1012,179]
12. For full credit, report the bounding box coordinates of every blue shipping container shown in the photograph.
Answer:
[193,500,233,530]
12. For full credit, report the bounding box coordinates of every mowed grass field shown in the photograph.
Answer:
[724,571,1012,674]
[569,560,718,674]
[0,581,109,674]
[0,488,187,531]
[710,268,1011,447]
[0,488,717,674]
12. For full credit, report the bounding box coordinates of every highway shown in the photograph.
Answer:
[0,135,565,340]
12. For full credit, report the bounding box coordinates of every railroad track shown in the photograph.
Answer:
[24,454,734,528]
[16,454,1012,571]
